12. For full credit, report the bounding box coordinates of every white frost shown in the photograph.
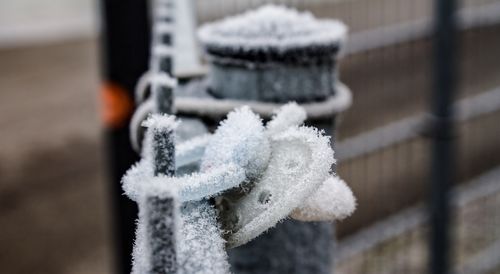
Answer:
[227,126,334,247]
[201,106,270,180]
[176,134,212,169]
[291,176,357,222]
[123,160,245,203]
[142,113,179,131]
[177,201,231,274]
[198,4,347,52]
[131,181,180,274]
[177,163,245,202]
[266,102,307,136]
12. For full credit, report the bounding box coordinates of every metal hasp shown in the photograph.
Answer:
[177,5,352,274]
[429,0,458,274]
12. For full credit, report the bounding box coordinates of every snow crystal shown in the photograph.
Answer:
[198,4,347,53]
[201,106,271,180]
[291,176,357,222]
[177,201,231,274]
[266,102,307,136]
[227,126,334,247]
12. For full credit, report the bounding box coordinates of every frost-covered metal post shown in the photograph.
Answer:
[151,0,175,114]
[144,116,178,274]
[141,1,178,271]
[172,6,353,274]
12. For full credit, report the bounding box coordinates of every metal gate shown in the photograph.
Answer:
[99,0,500,273]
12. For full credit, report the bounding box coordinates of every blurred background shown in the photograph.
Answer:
[1,0,499,274]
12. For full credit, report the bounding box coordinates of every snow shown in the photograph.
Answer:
[201,106,270,180]
[198,4,347,53]
[291,176,357,221]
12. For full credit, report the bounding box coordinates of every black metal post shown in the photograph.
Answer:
[99,1,150,273]
[429,0,458,273]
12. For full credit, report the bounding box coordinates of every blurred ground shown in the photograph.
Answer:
[0,39,112,274]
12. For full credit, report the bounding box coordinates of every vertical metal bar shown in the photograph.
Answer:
[429,0,458,273]
[98,1,150,273]
[146,1,177,271]
[147,121,177,274]
[147,196,177,274]
[153,125,176,176]
[151,0,175,114]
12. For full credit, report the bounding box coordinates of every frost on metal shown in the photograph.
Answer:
[206,104,355,247]
[178,201,231,274]
[224,126,335,247]
[201,106,271,180]
[266,102,307,136]
[123,103,356,272]
[197,5,348,103]
[128,170,180,274]
[291,176,357,222]
[124,113,235,274]
[142,112,180,131]
[123,161,245,204]
[175,134,211,174]
[198,4,347,52]
[142,114,179,175]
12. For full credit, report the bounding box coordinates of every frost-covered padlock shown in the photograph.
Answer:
[175,103,356,247]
